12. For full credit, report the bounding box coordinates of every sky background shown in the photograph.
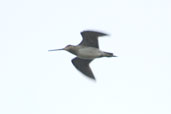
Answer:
[0,0,171,114]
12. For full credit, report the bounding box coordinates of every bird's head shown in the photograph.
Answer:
[63,45,74,51]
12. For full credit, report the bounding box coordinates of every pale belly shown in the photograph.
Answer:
[77,47,102,59]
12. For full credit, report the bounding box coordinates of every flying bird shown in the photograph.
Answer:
[49,30,117,80]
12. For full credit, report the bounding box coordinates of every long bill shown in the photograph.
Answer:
[48,48,64,52]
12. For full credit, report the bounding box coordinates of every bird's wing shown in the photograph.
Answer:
[71,57,95,80]
[79,30,108,48]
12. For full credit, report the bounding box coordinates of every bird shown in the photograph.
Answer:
[49,30,117,80]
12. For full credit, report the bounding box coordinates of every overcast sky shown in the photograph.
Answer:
[0,0,171,114]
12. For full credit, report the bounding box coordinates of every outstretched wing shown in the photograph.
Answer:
[79,30,108,48]
[71,57,95,80]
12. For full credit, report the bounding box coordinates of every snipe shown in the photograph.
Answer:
[49,30,117,80]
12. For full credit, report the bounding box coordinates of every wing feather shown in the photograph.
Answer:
[79,30,108,48]
[71,57,95,80]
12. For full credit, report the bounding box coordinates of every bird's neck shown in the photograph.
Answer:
[67,46,78,55]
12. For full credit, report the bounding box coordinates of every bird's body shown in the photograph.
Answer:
[78,47,103,59]
[49,30,117,80]
[69,46,103,59]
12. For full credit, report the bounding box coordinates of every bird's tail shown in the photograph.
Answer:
[103,52,117,57]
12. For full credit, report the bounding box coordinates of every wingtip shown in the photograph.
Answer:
[92,78,96,81]
[89,76,96,80]
[85,75,96,81]
[81,30,109,36]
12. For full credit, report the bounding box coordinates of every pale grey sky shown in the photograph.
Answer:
[0,0,171,114]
